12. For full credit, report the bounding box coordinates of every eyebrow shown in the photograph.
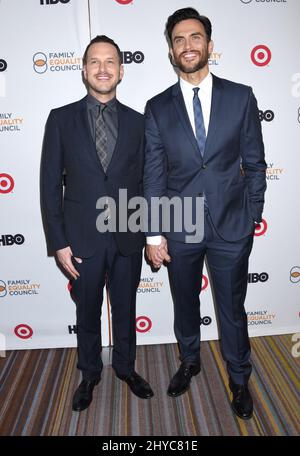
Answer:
[89,56,117,61]
[173,31,204,41]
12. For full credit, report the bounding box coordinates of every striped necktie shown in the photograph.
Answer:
[193,87,206,156]
[95,103,110,221]
[95,104,109,172]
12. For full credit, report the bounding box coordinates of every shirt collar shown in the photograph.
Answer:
[87,93,117,112]
[180,71,212,96]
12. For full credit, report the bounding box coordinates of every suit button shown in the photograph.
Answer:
[104,175,108,181]
[202,165,207,169]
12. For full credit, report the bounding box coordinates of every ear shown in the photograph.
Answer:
[119,64,124,81]
[208,40,214,56]
[83,64,87,80]
[169,47,175,65]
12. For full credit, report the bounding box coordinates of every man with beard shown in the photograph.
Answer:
[144,8,266,419]
[41,35,153,412]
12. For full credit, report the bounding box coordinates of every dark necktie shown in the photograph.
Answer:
[95,104,109,172]
[193,87,206,156]
[95,103,110,221]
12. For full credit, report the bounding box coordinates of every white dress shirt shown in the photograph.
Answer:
[147,72,213,245]
[180,72,212,136]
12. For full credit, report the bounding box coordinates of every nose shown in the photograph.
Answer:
[183,38,192,51]
[97,61,106,73]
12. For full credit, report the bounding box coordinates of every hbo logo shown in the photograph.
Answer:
[200,316,212,326]
[121,51,145,64]
[0,234,25,246]
[259,110,274,122]
[248,272,269,283]
[40,0,70,5]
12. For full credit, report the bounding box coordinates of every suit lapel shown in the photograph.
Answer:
[105,100,125,173]
[203,74,222,159]
[75,98,126,174]
[75,96,105,173]
[171,76,223,162]
[172,83,202,161]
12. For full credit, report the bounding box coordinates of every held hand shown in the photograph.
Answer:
[158,237,171,264]
[56,246,82,280]
[146,237,171,269]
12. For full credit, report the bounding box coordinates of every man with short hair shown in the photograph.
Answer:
[144,8,267,419]
[41,35,153,412]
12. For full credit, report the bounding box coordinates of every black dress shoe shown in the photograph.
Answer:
[229,378,253,420]
[72,378,100,412]
[116,371,154,399]
[167,363,200,397]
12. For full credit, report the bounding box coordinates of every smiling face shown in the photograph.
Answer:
[170,18,213,77]
[83,42,124,102]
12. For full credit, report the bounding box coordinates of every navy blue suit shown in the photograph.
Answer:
[144,75,267,384]
[41,96,144,257]
[41,96,145,379]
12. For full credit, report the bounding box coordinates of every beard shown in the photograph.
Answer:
[88,72,121,95]
[173,49,209,74]
[90,83,118,95]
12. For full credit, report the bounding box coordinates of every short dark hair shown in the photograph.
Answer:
[83,35,122,65]
[166,7,212,45]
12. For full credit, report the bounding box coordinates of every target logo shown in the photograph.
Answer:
[251,45,272,67]
[254,219,268,236]
[201,274,209,291]
[136,316,152,333]
[0,280,7,297]
[14,324,33,339]
[0,173,14,194]
[115,0,132,4]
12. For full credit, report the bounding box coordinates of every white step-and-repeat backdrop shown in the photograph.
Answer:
[1,0,300,351]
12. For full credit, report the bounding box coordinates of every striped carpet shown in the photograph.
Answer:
[0,335,299,436]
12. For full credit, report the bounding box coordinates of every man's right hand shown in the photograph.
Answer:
[56,246,82,280]
[146,237,171,269]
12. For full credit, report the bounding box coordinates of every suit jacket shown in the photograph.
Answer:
[41,96,145,258]
[143,74,267,242]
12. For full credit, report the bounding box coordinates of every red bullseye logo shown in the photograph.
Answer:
[254,219,268,236]
[136,316,152,333]
[0,173,14,194]
[201,274,209,291]
[251,45,271,67]
[115,0,132,4]
[14,324,33,339]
